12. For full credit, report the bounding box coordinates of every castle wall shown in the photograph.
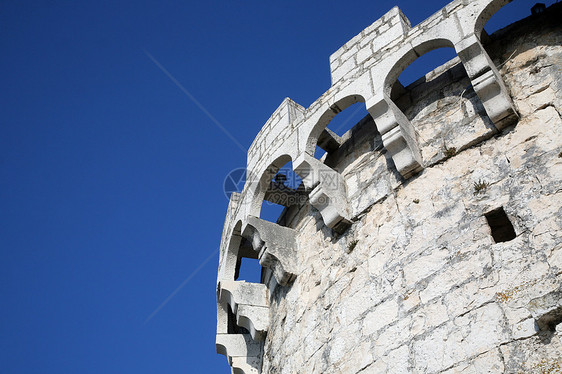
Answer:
[216,2,562,373]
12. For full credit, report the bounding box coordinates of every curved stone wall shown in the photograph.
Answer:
[216,1,562,373]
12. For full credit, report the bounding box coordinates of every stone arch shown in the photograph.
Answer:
[382,38,456,97]
[247,154,297,220]
[364,39,458,180]
[216,219,265,373]
[473,0,513,38]
[292,94,373,233]
[305,94,368,156]
[378,40,470,166]
[218,220,257,283]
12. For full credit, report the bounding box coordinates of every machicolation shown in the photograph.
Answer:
[216,0,562,372]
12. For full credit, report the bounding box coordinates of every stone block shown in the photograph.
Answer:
[362,298,399,336]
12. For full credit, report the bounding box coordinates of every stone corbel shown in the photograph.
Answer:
[367,94,424,179]
[216,333,262,374]
[294,153,351,233]
[456,34,518,130]
[219,280,269,341]
[244,217,299,286]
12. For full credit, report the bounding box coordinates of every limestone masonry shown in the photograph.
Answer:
[215,0,562,372]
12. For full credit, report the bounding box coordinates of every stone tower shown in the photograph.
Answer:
[215,0,562,372]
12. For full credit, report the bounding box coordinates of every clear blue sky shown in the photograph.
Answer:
[0,1,545,372]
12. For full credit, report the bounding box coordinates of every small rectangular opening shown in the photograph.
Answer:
[484,207,516,243]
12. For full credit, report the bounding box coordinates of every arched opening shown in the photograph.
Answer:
[259,160,304,224]
[221,222,263,285]
[478,0,560,85]
[326,102,370,137]
[480,0,557,38]
[228,229,262,284]
[314,101,372,163]
[309,96,374,170]
[250,156,306,226]
[386,43,489,165]
[389,45,462,116]
[394,48,458,88]
[294,96,375,231]
[384,40,456,98]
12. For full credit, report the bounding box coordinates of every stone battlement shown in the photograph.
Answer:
[216,1,562,372]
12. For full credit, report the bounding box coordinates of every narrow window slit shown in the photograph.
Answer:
[484,207,516,243]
